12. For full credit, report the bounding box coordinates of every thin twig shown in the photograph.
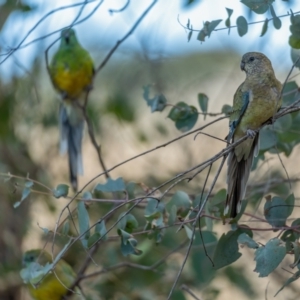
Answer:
[80,116,227,191]
[181,285,201,300]
[80,239,189,280]
[95,0,158,74]
[1,0,101,64]
[108,0,130,14]
[198,164,214,266]
[177,11,300,33]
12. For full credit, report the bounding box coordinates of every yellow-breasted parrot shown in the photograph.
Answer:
[21,249,77,300]
[48,28,94,191]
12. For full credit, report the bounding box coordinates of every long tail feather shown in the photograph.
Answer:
[225,134,259,218]
[59,105,84,191]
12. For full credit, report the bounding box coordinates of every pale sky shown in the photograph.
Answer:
[0,0,298,79]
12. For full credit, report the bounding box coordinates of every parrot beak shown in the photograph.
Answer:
[240,61,245,71]
[63,30,71,44]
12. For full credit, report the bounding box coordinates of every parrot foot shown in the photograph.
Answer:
[262,117,273,126]
[246,129,257,139]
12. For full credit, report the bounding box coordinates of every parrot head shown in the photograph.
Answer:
[60,28,78,47]
[22,249,52,267]
[240,52,273,76]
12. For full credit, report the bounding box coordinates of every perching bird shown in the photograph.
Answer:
[21,249,77,300]
[48,28,95,191]
[224,52,282,218]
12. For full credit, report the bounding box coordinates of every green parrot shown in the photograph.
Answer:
[224,52,282,218]
[48,28,95,191]
[21,249,77,300]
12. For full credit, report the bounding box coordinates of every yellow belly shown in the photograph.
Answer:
[52,65,93,99]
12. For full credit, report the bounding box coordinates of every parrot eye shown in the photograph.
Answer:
[26,254,35,262]
[249,57,255,62]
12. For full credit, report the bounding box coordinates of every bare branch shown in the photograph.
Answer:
[181,285,201,300]
[95,0,158,74]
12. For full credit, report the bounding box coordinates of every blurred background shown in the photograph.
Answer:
[0,0,300,299]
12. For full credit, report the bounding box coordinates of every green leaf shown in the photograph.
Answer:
[282,81,299,105]
[82,191,92,201]
[260,18,269,37]
[286,193,295,217]
[95,177,125,193]
[166,191,191,218]
[41,227,49,235]
[14,182,33,208]
[126,181,137,199]
[25,181,34,188]
[62,220,70,236]
[53,240,72,266]
[144,198,165,229]
[77,201,90,248]
[198,93,209,120]
[210,189,226,206]
[241,0,274,14]
[197,29,207,42]
[290,15,300,40]
[147,227,165,244]
[254,238,286,277]
[197,19,222,42]
[274,113,292,132]
[269,5,281,29]
[290,241,300,268]
[273,17,281,30]
[225,8,233,31]
[20,261,53,285]
[144,199,165,243]
[204,189,225,219]
[21,182,33,200]
[183,0,201,7]
[87,232,101,248]
[275,270,300,296]
[264,195,294,229]
[143,85,167,112]
[207,19,222,36]
[117,229,142,256]
[168,205,177,226]
[187,29,193,42]
[168,102,198,132]
[183,225,194,240]
[259,128,277,150]
[289,35,300,49]
[269,4,276,18]
[52,184,69,198]
[88,221,107,247]
[197,29,206,42]
[237,233,259,249]
[221,104,232,115]
[213,227,252,269]
[236,16,248,37]
[291,48,300,69]
[191,231,217,285]
[117,213,138,233]
[281,218,300,251]
[19,4,37,12]
[205,215,213,231]
[95,220,107,240]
